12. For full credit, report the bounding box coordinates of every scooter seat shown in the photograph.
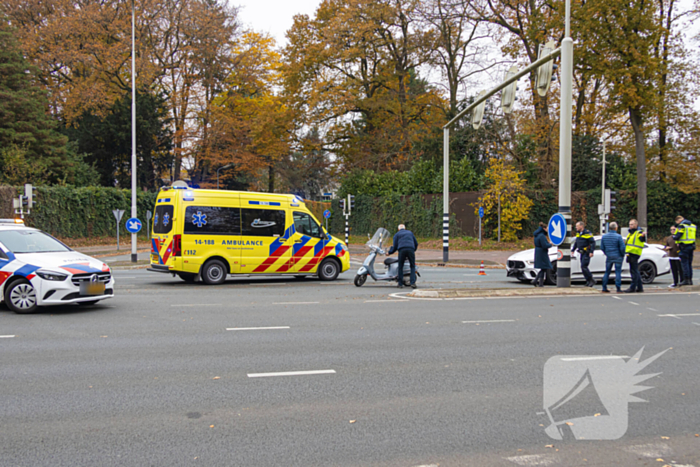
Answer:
[384,257,398,266]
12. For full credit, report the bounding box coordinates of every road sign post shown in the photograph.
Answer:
[548,213,567,247]
[126,218,142,235]
[478,206,484,247]
[323,209,331,233]
[146,210,152,239]
[112,210,125,250]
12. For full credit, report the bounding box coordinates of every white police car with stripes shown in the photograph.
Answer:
[0,219,115,314]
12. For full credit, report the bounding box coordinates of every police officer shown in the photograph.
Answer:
[674,215,696,286]
[624,219,645,293]
[572,221,596,287]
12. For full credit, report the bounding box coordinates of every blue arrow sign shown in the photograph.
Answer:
[125,217,142,234]
[478,207,484,219]
[547,213,567,246]
[323,209,331,219]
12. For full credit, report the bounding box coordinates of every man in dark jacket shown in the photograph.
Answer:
[572,221,596,287]
[600,222,626,293]
[624,219,646,293]
[388,224,418,288]
[673,216,696,286]
[533,223,553,287]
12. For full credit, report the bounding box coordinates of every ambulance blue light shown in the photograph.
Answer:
[183,190,195,201]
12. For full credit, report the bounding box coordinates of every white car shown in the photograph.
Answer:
[0,220,115,314]
[506,235,670,285]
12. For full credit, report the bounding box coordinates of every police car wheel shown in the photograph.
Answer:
[6,280,38,314]
[639,260,657,284]
[318,258,340,281]
[202,260,227,285]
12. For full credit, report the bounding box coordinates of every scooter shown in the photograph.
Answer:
[354,228,420,287]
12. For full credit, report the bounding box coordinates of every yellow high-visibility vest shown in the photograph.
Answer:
[677,223,697,245]
[625,229,644,256]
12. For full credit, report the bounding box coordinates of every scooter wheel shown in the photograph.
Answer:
[354,274,367,287]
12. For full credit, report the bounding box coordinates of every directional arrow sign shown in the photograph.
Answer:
[547,213,567,246]
[125,217,142,234]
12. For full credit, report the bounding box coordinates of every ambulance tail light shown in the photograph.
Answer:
[173,235,182,257]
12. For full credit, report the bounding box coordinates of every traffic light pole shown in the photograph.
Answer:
[130,0,138,263]
[556,0,573,288]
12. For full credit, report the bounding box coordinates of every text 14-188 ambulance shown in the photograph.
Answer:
[148,187,350,284]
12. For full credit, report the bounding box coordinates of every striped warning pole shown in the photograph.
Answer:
[345,215,349,246]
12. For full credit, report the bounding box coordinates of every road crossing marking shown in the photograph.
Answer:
[226,326,290,331]
[0,335,16,338]
[462,319,515,324]
[505,454,557,466]
[247,369,336,378]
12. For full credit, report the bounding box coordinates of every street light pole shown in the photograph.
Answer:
[130,0,137,263]
[556,0,573,287]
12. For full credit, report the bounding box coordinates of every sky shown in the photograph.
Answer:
[234,0,323,46]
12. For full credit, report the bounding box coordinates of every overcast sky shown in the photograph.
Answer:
[234,0,322,47]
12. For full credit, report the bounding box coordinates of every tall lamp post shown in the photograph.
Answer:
[217,163,234,189]
[130,0,137,263]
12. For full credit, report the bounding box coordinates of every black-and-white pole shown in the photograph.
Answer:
[344,215,349,245]
[557,0,573,287]
[443,127,450,262]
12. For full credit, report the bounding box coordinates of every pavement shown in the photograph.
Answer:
[2,266,700,466]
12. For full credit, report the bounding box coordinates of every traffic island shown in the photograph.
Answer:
[408,287,602,299]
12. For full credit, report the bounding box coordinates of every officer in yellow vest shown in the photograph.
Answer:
[624,219,646,293]
[673,215,696,286]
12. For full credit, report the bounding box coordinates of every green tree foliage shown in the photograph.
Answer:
[64,89,173,190]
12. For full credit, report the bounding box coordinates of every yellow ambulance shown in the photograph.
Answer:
[147,187,350,284]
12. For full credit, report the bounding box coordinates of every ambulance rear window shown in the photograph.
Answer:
[154,205,174,234]
[184,206,241,235]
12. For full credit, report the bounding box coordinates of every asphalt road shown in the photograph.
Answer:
[1,266,699,466]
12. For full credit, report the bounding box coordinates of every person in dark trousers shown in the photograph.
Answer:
[673,215,696,286]
[387,224,418,289]
[533,222,553,287]
[664,225,684,288]
[623,219,646,293]
[600,222,626,293]
[572,221,596,287]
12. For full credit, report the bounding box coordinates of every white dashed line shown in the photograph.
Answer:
[506,454,557,466]
[0,335,16,338]
[364,300,410,303]
[272,301,320,305]
[612,296,622,300]
[172,304,221,307]
[226,326,290,331]
[462,319,516,324]
[247,369,336,378]
[629,301,639,306]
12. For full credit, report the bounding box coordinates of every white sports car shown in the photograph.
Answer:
[0,220,115,314]
[506,235,671,285]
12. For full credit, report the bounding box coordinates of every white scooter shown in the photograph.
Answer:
[354,228,420,287]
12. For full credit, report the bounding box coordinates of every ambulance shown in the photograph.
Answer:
[148,187,350,284]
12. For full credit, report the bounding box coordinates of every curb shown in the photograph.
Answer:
[415,262,505,269]
[409,287,602,299]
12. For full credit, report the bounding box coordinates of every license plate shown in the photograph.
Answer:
[80,282,105,296]
[151,254,159,263]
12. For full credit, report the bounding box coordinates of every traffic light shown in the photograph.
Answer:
[535,41,556,96]
[349,194,355,211]
[609,191,616,211]
[604,189,617,214]
[24,184,33,209]
[339,199,346,212]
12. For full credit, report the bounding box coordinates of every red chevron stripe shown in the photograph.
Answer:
[253,245,290,273]
[299,246,334,272]
[162,239,174,263]
[274,245,314,272]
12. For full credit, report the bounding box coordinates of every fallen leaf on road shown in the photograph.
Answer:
[545,445,553,448]
[661,436,669,439]
[349,420,356,424]
[213,376,220,380]
[566,422,574,426]
[210,425,214,428]
[594,413,601,417]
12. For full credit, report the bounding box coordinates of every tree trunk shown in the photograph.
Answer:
[268,161,275,193]
[629,106,647,230]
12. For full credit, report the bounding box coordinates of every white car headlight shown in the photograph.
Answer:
[36,269,68,281]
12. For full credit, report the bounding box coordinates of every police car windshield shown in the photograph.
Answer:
[0,230,70,254]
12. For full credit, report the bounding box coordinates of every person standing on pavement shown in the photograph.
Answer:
[572,221,596,287]
[387,224,418,289]
[600,221,626,293]
[664,225,684,288]
[623,219,646,293]
[533,222,553,287]
[673,215,696,286]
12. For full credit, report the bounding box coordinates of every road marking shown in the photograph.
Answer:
[629,301,639,306]
[172,304,221,307]
[247,369,336,378]
[658,313,700,319]
[612,296,622,300]
[561,356,629,361]
[693,322,700,326]
[0,335,16,338]
[250,283,289,286]
[462,319,516,324]
[364,299,410,303]
[648,308,658,311]
[272,301,319,305]
[226,326,290,331]
[506,454,557,466]
[622,443,672,458]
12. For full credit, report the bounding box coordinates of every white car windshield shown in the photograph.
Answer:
[0,230,71,254]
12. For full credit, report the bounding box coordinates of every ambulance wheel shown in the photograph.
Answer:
[318,258,340,281]
[177,272,197,283]
[6,279,38,314]
[201,259,227,285]
[354,274,367,287]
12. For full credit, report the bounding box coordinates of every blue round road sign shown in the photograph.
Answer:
[547,213,567,246]
[125,217,142,234]
[323,209,331,219]
[478,207,484,219]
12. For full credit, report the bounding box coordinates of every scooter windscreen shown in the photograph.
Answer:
[367,228,391,249]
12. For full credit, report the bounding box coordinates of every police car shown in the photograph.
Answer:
[0,219,115,314]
